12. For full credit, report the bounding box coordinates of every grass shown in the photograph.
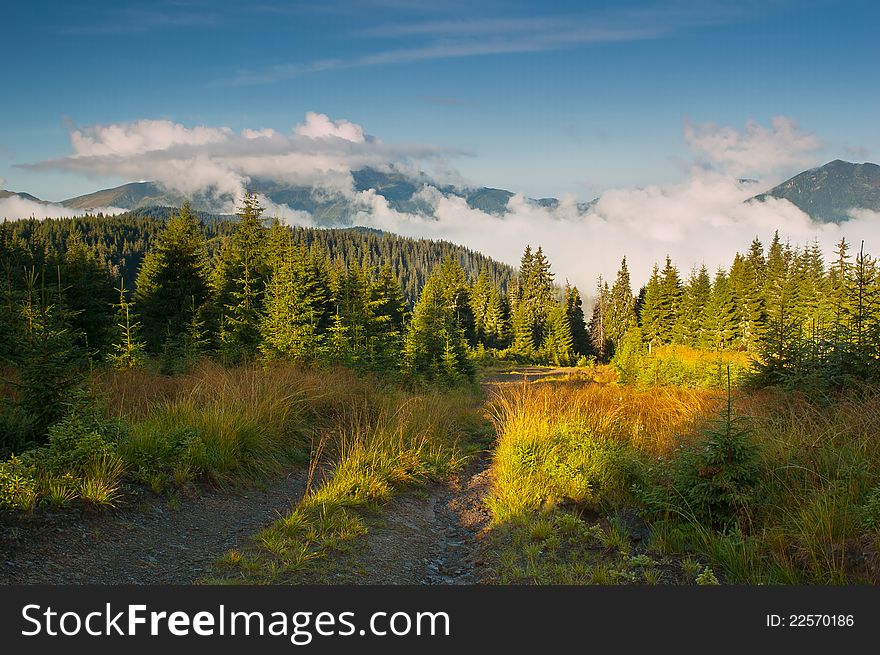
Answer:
[1,360,477,514]
[483,373,880,584]
[618,344,753,389]
[486,378,721,524]
[212,386,481,583]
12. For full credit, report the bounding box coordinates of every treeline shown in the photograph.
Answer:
[590,232,880,390]
[1,210,513,304]
[0,195,556,453]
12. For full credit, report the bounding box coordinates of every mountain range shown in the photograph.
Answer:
[3,160,878,225]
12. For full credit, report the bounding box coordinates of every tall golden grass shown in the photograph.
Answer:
[486,375,880,583]
[486,380,722,524]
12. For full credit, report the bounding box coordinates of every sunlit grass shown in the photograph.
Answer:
[484,372,880,584]
[215,387,481,583]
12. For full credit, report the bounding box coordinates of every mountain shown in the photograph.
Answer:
[0,190,46,203]
[59,168,589,224]
[62,181,189,211]
[749,160,880,223]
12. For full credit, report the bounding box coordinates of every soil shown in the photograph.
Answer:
[0,471,308,584]
[313,452,494,585]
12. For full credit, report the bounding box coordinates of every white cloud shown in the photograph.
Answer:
[27,113,453,212]
[683,116,822,178]
[295,112,366,143]
[336,117,871,299]
[69,120,230,158]
[0,196,124,220]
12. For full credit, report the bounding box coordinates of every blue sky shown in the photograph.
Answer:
[1,0,878,202]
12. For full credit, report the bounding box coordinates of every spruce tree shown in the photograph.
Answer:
[212,194,268,362]
[674,265,711,347]
[366,263,407,369]
[61,235,116,356]
[638,264,663,351]
[134,202,210,353]
[702,268,737,351]
[563,283,590,357]
[482,288,510,350]
[14,268,84,439]
[588,277,611,360]
[404,269,473,384]
[542,304,575,366]
[511,245,555,357]
[108,280,146,369]
[656,256,682,343]
[606,257,636,351]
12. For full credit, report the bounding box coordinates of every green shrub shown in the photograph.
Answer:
[0,455,37,510]
[641,403,762,530]
[40,392,125,475]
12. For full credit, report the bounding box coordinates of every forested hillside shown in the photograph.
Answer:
[0,209,513,304]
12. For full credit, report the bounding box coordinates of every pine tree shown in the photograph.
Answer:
[542,304,574,366]
[60,235,116,356]
[14,268,84,439]
[588,277,611,360]
[606,257,636,351]
[260,239,333,363]
[844,241,879,378]
[469,266,494,345]
[108,280,146,369]
[330,264,373,364]
[404,267,473,383]
[656,256,682,343]
[366,263,407,369]
[638,264,663,351]
[134,202,210,352]
[563,283,590,357]
[702,268,737,351]
[213,194,268,362]
[730,239,767,351]
[674,265,711,346]
[758,249,803,385]
[511,245,555,357]
[483,288,510,349]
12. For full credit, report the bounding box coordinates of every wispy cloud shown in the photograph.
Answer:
[53,2,224,36]
[212,3,738,87]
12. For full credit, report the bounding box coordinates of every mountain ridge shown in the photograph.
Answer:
[5,160,879,225]
[748,159,880,223]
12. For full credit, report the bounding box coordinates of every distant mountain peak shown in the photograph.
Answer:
[749,159,880,223]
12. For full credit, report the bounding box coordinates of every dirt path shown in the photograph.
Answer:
[0,471,308,584]
[317,451,494,585]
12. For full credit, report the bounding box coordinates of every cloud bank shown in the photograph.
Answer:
[20,113,878,298]
[25,113,455,211]
[0,195,125,220]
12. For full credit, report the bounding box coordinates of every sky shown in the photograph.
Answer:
[1,0,878,290]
